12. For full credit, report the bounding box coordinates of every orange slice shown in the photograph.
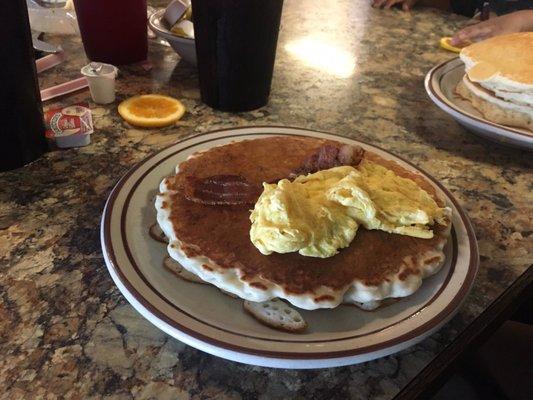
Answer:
[118,94,185,128]
[440,37,469,53]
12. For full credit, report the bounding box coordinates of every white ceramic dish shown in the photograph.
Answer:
[425,57,533,150]
[101,126,478,369]
[148,9,196,65]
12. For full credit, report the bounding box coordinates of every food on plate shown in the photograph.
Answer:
[244,299,307,333]
[163,255,240,299]
[183,174,262,206]
[118,94,186,128]
[455,32,533,131]
[149,223,169,243]
[250,161,449,258]
[163,256,206,284]
[154,137,452,331]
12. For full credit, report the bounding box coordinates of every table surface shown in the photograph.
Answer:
[1,0,532,398]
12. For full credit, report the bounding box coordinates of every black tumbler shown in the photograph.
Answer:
[191,0,283,112]
[1,0,48,171]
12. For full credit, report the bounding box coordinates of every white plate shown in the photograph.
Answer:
[101,127,478,369]
[425,57,533,150]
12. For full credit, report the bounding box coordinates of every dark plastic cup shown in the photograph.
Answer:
[191,0,283,112]
[2,0,48,171]
[73,0,148,65]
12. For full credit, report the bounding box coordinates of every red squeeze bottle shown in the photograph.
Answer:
[73,0,148,65]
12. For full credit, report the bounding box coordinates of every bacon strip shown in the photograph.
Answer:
[338,144,361,165]
[182,144,364,206]
[184,175,261,205]
[290,144,364,178]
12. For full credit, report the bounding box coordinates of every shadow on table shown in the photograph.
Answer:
[396,75,532,170]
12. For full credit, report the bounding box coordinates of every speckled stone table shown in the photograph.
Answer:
[1,0,532,399]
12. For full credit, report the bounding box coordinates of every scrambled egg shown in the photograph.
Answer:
[250,161,450,258]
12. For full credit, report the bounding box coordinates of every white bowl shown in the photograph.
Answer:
[149,9,196,65]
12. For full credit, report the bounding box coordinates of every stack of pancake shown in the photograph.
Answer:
[456,32,533,131]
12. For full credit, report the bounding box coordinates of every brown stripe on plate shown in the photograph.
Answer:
[120,137,458,342]
[102,128,479,359]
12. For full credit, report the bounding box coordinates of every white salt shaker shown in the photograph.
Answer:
[81,62,118,104]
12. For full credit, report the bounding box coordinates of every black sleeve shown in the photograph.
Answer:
[450,0,483,17]
[492,0,533,15]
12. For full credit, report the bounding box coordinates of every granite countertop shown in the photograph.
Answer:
[1,0,532,398]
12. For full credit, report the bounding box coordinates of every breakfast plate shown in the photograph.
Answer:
[101,126,478,368]
[425,57,533,150]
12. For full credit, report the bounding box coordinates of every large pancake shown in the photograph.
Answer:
[156,137,451,310]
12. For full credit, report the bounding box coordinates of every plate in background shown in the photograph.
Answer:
[425,57,533,150]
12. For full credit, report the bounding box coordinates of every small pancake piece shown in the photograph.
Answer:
[156,137,451,310]
[163,256,240,300]
[149,223,169,244]
[244,299,307,333]
[163,256,206,284]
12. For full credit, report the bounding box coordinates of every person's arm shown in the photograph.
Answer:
[451,10,533,45]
